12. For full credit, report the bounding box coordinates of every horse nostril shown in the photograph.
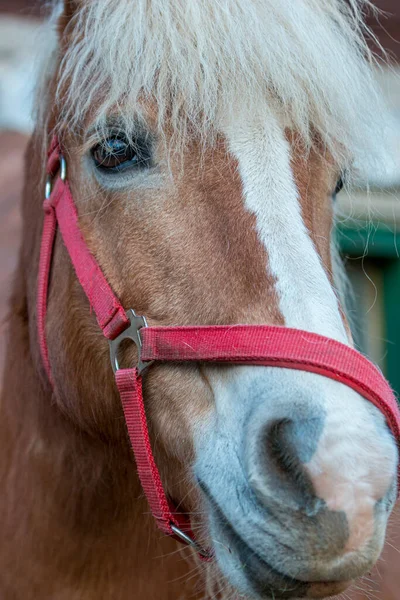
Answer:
[270,418,316,494]
[269,418,300,470]
[250,416,324,510]
[269,418,319,472]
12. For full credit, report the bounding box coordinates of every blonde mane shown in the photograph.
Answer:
[39,0,389,173]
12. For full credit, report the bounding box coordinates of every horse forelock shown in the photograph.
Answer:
[36,0,390,176]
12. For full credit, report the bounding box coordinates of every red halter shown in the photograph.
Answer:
[38,137,400,559]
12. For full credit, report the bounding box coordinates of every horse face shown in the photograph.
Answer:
[47,103,397,599]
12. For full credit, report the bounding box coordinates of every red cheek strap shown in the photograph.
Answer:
[37,138,400,561]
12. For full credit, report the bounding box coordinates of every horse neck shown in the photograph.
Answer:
[0,141,200,599]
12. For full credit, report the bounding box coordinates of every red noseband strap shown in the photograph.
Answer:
[38,139,400,559]
[141,325,400,437]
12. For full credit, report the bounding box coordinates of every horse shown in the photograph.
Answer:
[1,1,399,598]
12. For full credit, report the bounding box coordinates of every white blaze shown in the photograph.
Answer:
[224,109,347,342]
[216,109,397,553]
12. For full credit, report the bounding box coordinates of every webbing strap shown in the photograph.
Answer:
[37,200,57,384]
[141,325,400,447]
[115,368,189,535]
[53,179,129,338]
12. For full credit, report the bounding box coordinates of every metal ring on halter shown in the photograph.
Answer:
[170,524,212,559]
[109,309,154,375]
[45,155,67,199]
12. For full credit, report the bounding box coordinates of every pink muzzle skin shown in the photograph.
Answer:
[37,137,400,560]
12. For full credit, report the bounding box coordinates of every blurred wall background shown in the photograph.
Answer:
[0,1,399,599]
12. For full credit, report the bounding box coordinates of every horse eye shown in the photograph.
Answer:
[334,177,343,197]
[92,137,139,172]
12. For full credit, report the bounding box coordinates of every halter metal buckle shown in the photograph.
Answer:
[109,309,152,375]
[170,524,212,560]
[45,155,67,199]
